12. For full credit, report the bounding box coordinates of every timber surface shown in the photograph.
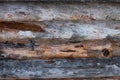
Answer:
[0,2,120,21]
[0,57,120,78]
[0,1,120,79]
[0,39,120,59]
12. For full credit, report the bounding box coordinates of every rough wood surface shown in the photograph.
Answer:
[0,21,120,59]
[0,21,120,41]
[0,57,120,78]
[0,3,119,59]
[0,39,120,59]
[0,2,120,79]
[0,2,119,21]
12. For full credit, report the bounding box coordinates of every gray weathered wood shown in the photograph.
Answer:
[0,21,120,41]
[0,57,120,78]
[0,2,119,21]
[0,21,120,59]
[0,1,120,79]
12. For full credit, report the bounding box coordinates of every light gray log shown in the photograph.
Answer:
[0,2,119,21]
[0,21,120,41]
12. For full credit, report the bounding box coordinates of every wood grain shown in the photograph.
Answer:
[0,57,120,78]
[0,39,120,59]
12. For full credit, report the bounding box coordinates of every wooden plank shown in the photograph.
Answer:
[0,57,120,78]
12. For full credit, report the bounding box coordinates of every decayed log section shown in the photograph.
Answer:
[0,21,120,59]
[0,1,120,79]
[1,40,120,59]
[0,2,120,59]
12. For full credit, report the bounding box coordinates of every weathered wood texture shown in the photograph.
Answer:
[0,2,119,21]
[0,58,120,78]
[0,21,120,41]
[0,2,120,79]
[0,3,119,59]
[0,39,120,59]
[0,21,120,59]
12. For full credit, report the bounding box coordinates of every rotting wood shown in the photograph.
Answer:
[0,39,120,59]
[0,21,45,32]
[0,1,120,79]
[0,20,120,59]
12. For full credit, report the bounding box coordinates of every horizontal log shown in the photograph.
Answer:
[0,2,120,21]
[0,2,120,79]
[0,39,120,59]
[0,58,120,78]
[0,21,120,41]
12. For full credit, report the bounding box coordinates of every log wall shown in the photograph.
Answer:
[0,1,120,79]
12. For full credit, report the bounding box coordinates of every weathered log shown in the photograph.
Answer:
[0,21,120,41]
[0,1,120,79]
[0,39,120,59]
[0,20,120,59]
[0,2,119,21]
[0,58,120,78]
